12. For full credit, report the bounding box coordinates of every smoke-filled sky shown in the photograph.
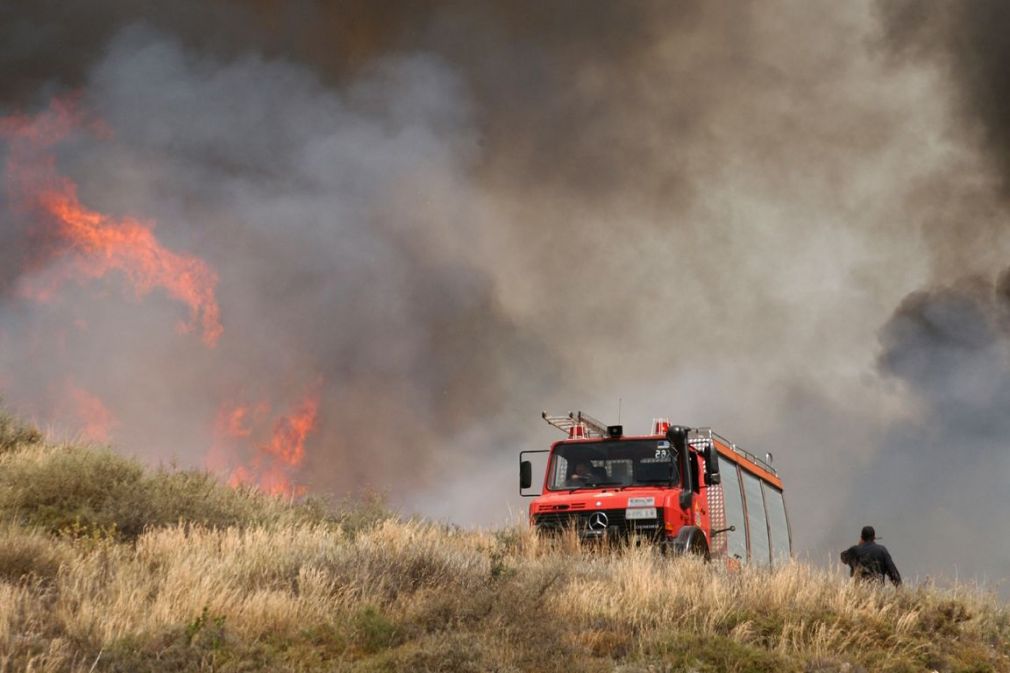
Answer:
[2,1,1010,589]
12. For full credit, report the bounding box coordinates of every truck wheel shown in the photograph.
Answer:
[670,526,710,562]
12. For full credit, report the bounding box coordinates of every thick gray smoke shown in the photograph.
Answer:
[881,1,1010,199]
[855,274,1010,585]
[829,1,1010,589]
[1,25,557,502]
[2,1,1010,589]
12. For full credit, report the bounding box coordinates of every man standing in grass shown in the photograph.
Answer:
[840,526,902,586]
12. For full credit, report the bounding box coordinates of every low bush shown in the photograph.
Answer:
[0,444,333,539]
[0,408,43,455]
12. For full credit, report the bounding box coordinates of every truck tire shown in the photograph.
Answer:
[669,526,710,561]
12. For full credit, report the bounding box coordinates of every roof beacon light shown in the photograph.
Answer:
[652,418,670,435]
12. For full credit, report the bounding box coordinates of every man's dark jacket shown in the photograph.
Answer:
[840,541,901,586]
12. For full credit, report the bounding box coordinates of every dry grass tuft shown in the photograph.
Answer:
[0,409,1007,672]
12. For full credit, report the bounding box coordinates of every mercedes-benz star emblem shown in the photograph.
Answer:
[588,511,609,531]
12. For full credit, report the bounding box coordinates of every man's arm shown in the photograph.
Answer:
[883,550,901,586]
[840,546,856,577]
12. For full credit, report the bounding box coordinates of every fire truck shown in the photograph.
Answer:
[519,412,791,565]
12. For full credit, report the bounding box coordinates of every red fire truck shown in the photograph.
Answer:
[519,412,791,565]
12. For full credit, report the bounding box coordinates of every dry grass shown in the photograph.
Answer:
[0,411,1008,672]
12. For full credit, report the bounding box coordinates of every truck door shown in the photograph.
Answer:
[741,471,771,566]
[713,456,747,561]
[763,483,791,564]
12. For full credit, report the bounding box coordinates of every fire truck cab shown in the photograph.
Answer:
[520,412,791,565]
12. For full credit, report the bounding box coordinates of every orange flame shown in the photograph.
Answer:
[2,98,323,497]
[208,388,320,497]
[219,403,257,439]
[1,97,222,346]
[263,394,318,469]
[63,382,117,443]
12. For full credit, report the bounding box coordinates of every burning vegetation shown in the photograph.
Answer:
[209,387,321,497]
[0,98,316,496]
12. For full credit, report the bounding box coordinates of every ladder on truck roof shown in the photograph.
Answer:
[540,417,778,475]
[691,427,777,475]
[541,411,608,438]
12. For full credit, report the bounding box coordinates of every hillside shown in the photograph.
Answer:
[0,412,1008,673]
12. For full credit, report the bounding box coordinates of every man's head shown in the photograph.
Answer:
[860,526,876,542]
[573,461,592,476]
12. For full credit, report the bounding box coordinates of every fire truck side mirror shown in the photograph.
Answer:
[520,461,533,490]
[666,426,693,511]
[704,445,721,485]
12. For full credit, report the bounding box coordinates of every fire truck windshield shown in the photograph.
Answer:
[546,439,679,491]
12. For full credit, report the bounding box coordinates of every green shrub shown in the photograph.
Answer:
[0,445,333,539]
[648,632,800,673]
[355,632,487,673]
[352,606,402,654]
[0,446,148,537]
[334,491,394,539]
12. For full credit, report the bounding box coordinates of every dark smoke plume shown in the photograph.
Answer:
[856,272,1010,583]
[853,1,1010,587]
[881,1,1010,199]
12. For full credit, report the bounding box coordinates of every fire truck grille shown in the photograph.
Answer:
[533,508,666,539]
